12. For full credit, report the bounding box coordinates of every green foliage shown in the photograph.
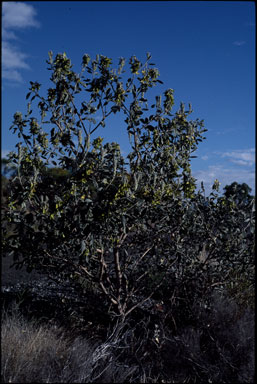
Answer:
[2,52,255,323]
[223,181,254,208]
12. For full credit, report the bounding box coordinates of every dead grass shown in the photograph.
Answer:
[1,289,254,383]
[1,303,138,383]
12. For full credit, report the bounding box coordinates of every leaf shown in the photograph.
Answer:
[132,85,137,98]
[80,240,86,255]
[111,106,120,114]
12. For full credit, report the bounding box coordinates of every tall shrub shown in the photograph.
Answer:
[2,52,254,325]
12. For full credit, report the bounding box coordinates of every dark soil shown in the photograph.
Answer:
[1,251,120,344]
[2,252,42,286]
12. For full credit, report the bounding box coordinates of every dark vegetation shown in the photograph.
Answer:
[1,52,255,383]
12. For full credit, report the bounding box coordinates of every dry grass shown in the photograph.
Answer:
[1,289,255,383]
[1,303,138,383]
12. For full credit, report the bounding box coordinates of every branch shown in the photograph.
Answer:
[89,109,112,136]
[99,248,119,307]
[114,246,122,302]
[124,256,178,318]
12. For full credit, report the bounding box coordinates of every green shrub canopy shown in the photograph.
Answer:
[2,52,255,321]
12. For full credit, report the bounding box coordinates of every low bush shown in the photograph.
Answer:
[1,287,254,383]
[159,290,255,383]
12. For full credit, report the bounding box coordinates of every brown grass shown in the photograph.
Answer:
[1,304,138,383]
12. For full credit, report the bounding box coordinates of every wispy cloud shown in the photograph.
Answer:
[233,40,246,46]
[2,29,17,40]
[2,2,40,84]
[215,128,237,135]
[2,2,40,30]
[193,165,255,195]
[193,148,255,194]
[2,69,23,83]
[219,148,255,167]
[2,41,29,70]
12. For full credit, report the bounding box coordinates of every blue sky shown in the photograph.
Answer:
[2,1,255,195]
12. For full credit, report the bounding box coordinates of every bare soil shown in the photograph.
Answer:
[1,252,43,287]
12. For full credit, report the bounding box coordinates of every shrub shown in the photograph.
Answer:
[2,51,254,339]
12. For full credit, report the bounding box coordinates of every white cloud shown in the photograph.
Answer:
[233,40,246,46]
[2,41,29,70]
[2,69,23,83]
[230,159,251,166]
[2,29,17,40]
[2,2,40,30]
[220,148,255,167]
[193,148,255,194]
[2,2,40,84]
[215,128,236,135]
[193,165,255,195]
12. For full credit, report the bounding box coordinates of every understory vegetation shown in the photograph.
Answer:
[1,52,255,383]
[1,289,254,383]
